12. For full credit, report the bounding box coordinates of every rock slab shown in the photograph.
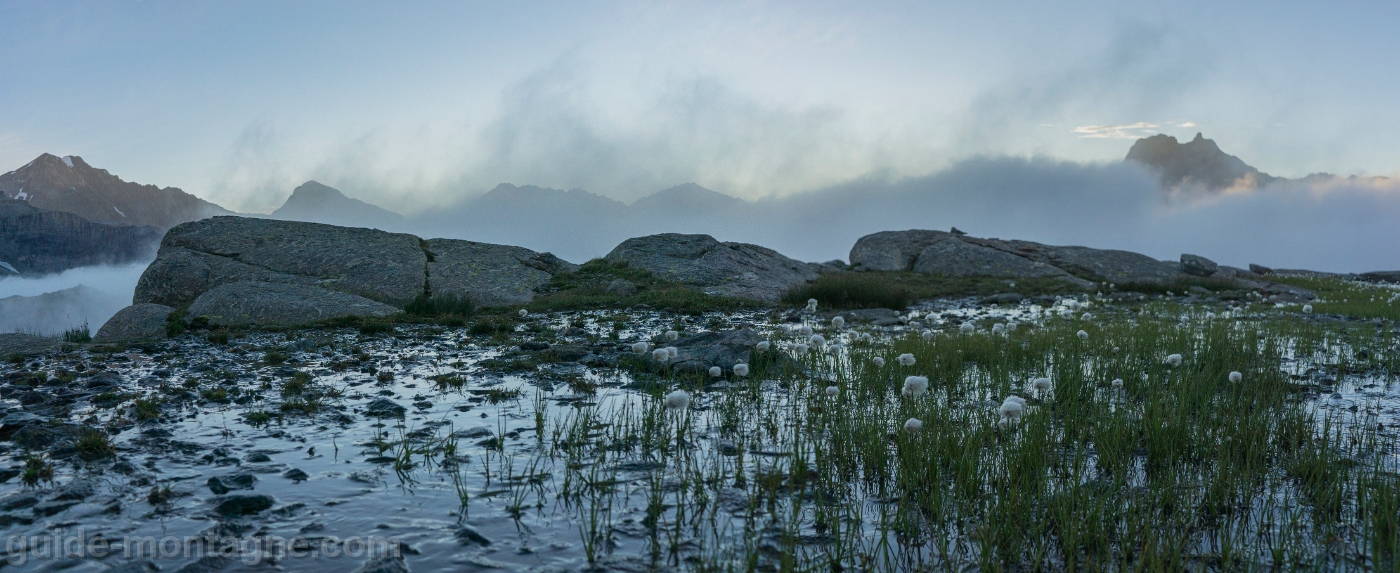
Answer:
[94,303,173,343]
[604,234,819,303]
[136,216,427,308]
[186,282,398,327]
[425,238,576,307]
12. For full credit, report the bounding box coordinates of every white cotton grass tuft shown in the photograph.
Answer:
[806,298,818,312]
[991,323,1005,335]
[903,418,923,433]
[709,366,722,377]
[1166,354,1183,367]
[666,347,679,359]
[632,342,650,355]
[664,390,690,410]
[921,330,934,339]
[1081,313,1093,321]
[1205,312,1216,320]
[1229,371,1242,383]
[518,309,529,318]
[1111,378,1124,388]
[1077,330,1088,341]
[733,363,749,377]
[1032,377,1052,392]
[652,348,670,362]
[825,385,839,397]
[799,325,814,337]
[998,399,1024,421]
[794,343,809,356]
[1006,321,1018,333]
[960,322,975,334]
[902,376,929,398]
[1112,346,1120,354]
[755,341,770,352]
[872,356,886,367]
[897,353,916,366]
[1302,304,1314,314]
[810,334,826,348]
[832,316,845,329]
[665,330,679,341]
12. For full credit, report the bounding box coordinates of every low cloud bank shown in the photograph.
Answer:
[409,157,1400,273]
[0,262,149,336]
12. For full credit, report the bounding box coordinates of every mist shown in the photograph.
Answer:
[399,157,1400,274]
[0,262,148,336]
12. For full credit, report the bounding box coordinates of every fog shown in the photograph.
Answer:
[0,262,148,336]
[406,158,1400,274]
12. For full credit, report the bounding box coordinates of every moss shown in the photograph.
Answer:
[784,272,1086,309]
[404,293,475,318]
[526,259,762,315]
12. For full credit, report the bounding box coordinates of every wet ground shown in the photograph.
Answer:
[0,296,1394,572]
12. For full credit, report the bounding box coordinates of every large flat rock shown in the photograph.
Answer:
[963,237,1184,284]
[911,236,1070,278]
[93,303,173,343]
[426,239,577,307]
[604,233,820,303]
[849,230,954,271]
[186,281,399,327]
[137,216,426,307]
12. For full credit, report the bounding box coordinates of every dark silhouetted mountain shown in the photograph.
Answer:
[0,199,161,275]
[630,183,744,213]
[271,181,404,230]
[0,153,231,230]
[1125,133,1277,191]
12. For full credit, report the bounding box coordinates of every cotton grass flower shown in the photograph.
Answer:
[920,330,934,339]
[960,322,975,334]
[902,376,929,398]
[652,348,670,362]
[794,343,809,356]
[1166,354,1183,367]
[872,357,886,367]
[709,366,722,377]
[1006,321,1018,333]
[998,399,1024,421]
[806,298,818,312]
[798,325,814,337]
[897,353,916,366]
[1205,312,1216,320]
[518,309,529,318]
[991,323,1005,335]
[809,334,826,348]
[825,386,839,397]
[1032,377,1052,392]
[1302,304,1314,314]
[755,341,770,352]
[1077,330,1088,340]
[666,347,679,359]
[903,418,923,433]
[664,390,690,410]
[665,330,679,341]
[1111,378,1124,388]
[1112,346,1120,354]
[733,363,749,377]
[831,316,845,329]
[632,342,650,355]
[1229,371,1242,383]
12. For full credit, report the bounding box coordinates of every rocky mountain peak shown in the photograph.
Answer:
[1125,133,1276,192]
[271,180,403,230]
[0,153,230,229]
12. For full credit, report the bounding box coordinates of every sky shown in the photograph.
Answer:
[3,0,1400,213]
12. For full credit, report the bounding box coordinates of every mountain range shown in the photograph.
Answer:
[1,133,1380,277]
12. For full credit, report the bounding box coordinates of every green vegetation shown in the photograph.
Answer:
[244,411,274,426]
[263,349,288,366]
[61,323,91,343]
[405,293,475,318]
[527,259,761,315]
[133,397,161,421]
[1117,275,1246,295]
[165,309,187,337]
[75,427,115,460]
[785,271,1086,309]
[20,454,54,488]
[1273,276,1400,320]
[357,321,394,335]
[206,331,229,344]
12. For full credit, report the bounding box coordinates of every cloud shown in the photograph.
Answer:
[1073,122,1160,139]
[0,262,148,336]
